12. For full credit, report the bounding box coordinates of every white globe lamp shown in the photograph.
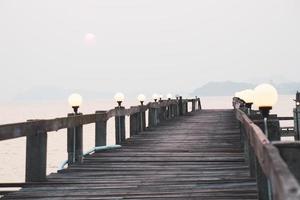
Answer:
[68,93,83,114]
[114,92,125,107]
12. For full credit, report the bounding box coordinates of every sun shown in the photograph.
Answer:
[83,33,96,46]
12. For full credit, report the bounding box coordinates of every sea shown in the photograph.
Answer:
[0,95,296,183]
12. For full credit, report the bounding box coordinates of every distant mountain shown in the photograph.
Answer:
[276,82,300,94]
[191,81,300,96]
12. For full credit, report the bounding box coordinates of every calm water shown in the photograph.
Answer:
[0,95,296,183]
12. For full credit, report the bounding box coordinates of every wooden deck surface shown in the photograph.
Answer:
[4,109,258,200]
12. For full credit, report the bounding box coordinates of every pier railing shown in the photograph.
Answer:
[0,97,201,185]
[233,98,300,200]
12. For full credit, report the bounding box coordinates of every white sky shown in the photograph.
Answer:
[0,0,299,100]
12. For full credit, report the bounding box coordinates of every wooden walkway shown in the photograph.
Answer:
[4,110,258,199]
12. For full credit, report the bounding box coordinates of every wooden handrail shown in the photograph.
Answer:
[233,97,300,200]
[0,99,188,141]
[0,96,202,183]
[278,117,294,121]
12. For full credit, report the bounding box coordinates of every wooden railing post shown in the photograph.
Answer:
[171,104,175,118]
[274,142,300,183]
[192,99,196,112]
[176,101,180,116]
[67,113,83,165]
[139,106,146,132]
[115,106,126,144]
[148,107,155,128]
[168,104,173,119]
[95,111,107,148]
[130,113,139,137]
[25,123,47,182]
[294,107,300,140]
[159,104,166,122]
[198,98,202,110]
[179,97,183,116]
[182,100,187,114]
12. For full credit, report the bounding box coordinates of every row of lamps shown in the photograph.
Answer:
[235,83,279,137]
[68,93,178,113]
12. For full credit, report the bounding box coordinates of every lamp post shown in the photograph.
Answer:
[137,94,146,106]
[68,93,83,163]
[68,93,82,114]
[159,94,163,102]
[114,93,125,144]
[137,94,146,131]
[114,92,125,107]
[253,84,278,138]
[152,94,159,102]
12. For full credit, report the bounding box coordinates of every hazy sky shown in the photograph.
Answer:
[0,0,300,100]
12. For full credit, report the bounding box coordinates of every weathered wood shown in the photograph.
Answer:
[159,106,166,122]
[184,101,188,114]
[139,107,146,132]
[130,113,139,137]
[233,98,300,200]
[115,107,126,144]
[0,99,184,141]
[25,124,47,182]
[178,96,183,116]
[278,117,294,120]
[148,104,159,128]
[252,116,281,141]
[168,105,173,119]
[198,98,202,110]
[0,113,106,141]
[248,145,256,178]
[192,100,196,112]
[255,157,269,200]
[4,109,258,200]
[274,142,300,183]
[95,111,107,148]
[294,108,300,140]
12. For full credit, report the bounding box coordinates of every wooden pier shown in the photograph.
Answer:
[1,97,300,199]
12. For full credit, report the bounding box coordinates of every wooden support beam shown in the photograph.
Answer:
[130,113,139,137]
[115,107,126,144]
[159,106,166,122]
[192,100,196,112]
[95,111,107,148]
[274,142,300,183]
[294,108,300,140]
[198,98,202,110]
[25,127,47,182]
[179,97,183,116]
[139,106,146,132]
